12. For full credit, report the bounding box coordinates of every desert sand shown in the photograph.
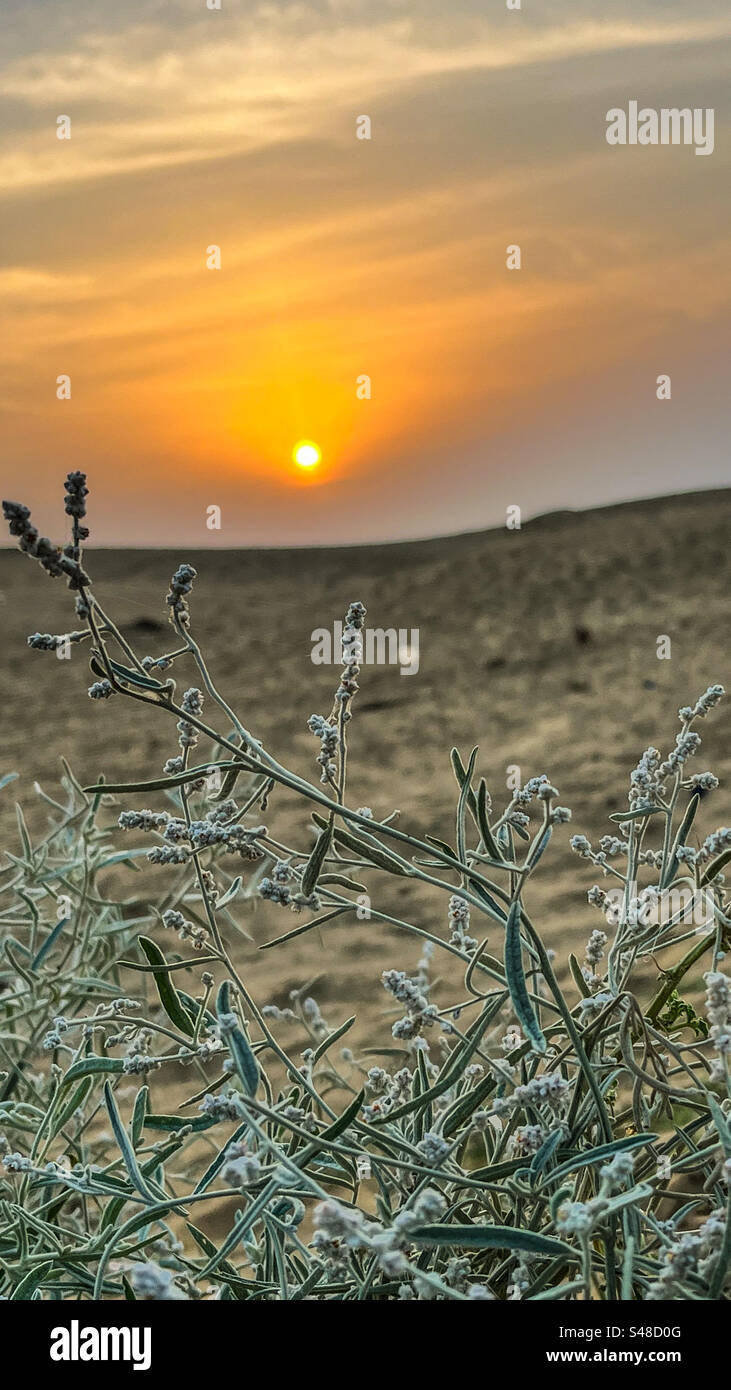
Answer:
[1,487,729,1050]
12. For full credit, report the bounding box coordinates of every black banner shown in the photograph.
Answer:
[1,1298,719,1378]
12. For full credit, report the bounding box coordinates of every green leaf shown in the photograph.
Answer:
[31,917,70,972]
[131,1086,149,1147]
[216,876,242,909]
[193,1121,250,1195]
[216,979,232,1015]
[317,1088,365,1143]
[103,1081,157,1203]
[212,766,243,803]
[109,659,167,691]
[527,826,552,869]
[177,989,217,1034]
[412,1224,575,1258]
[701,847,731,887]
[602,1182,653,1216]
[662,791,701,889]
[61,1056,126,1089]
[97,848,150,869]
[450,748,480,825]
[216,982,258,1097]
[83,761,238,794]
[441,1069,496,1139]
[530,1128,563,1177]
[313,812,411,877]
[477,778,502,862]
[143,1112,218,1132]
[10,1261,54,1300]
[15,804,33,862]
[544,1133,658,1186]
[258,906,348,952]
[185,1223,248,1292]
[569,952,591,999]
[99,1141,182,1231]
[47,1077,92,1142]
[198,1207,259,1277]
[424,833,457,859]
[312,1015,355,1064]
[318,873,366,892]
[504,899,547,1054]
[301,823,333,897]
[454,746,478,863]
[529,1278,587,1301]
[138,936,196,1037]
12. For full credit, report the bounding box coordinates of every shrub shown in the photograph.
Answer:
[0,473,729,1302]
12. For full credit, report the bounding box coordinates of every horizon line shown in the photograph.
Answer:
[0,482,728,556]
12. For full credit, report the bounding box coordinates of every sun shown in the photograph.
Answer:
[293,440,321,469]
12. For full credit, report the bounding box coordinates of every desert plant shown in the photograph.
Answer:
[0,473,729,1301]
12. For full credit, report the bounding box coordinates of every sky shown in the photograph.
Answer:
[0,0,729,546]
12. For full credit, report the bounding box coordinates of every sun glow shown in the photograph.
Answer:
[293,440,321,469]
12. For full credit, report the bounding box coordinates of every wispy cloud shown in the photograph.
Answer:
[1,6,729,191]
[1,1,729,543]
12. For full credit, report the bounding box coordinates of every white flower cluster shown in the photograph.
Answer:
[382,967,438,1043]
[647,1210,727,1299]
[704,970,731,1081]
[311,1187,447,1283]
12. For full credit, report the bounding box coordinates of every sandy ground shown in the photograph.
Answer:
[1,488,730,1054]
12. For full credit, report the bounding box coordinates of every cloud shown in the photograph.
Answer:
[1,0,729,543]
[0,267,93,300]
[1,4,729,192]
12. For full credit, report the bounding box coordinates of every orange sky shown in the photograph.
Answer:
[1,1,729,544]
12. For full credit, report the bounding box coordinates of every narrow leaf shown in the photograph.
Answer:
[530,1128,563,1177]
[47,1077,93,1142]
[450,748,480,826]
[144,1112,217,1133]
[662,791,701,889]
[313,812,411,877]
[109,659,166,691]
[10,1261,54,1300]
[131,1086,149,1147]
[258,906,348,951]
[61,1056,125,1089]
[569,952,591,999]
[138,936,196,1037]
[412,1223,575,1258]
[31,917,70,972]
[302,823,333,897]
[193,1121,249,1195]
[545,1133,658,1186]
[103,1081,157,1203]
[477,778,502,861]
[455,746,478,864]
[701,847,731,887]
[83,762,238,794]
[216,876,242,909]
[504,900,546,1054]
[216,984,258,1098]
[312,1015,356,1064]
